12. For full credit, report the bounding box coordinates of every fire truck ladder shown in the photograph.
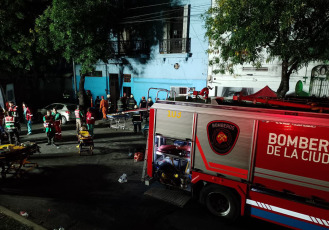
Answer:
[234,95,329,113]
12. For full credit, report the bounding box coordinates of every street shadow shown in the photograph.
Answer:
[0,164,113,197]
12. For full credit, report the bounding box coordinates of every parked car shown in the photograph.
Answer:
[36,103,76,124]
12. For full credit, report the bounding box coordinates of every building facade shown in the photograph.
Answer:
[74,0,210,109]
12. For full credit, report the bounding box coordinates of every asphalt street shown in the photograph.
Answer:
[0,119,286,230]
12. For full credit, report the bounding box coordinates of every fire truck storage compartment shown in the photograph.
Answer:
[193,112,254,182]
[153,135,191,189]
[253,120,329,203]
[154,108,194,140]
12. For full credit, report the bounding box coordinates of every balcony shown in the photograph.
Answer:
[110,40,149,55]
[159,38,191,54]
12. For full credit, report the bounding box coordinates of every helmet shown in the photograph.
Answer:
[107,94,110,98]
[130,94,134,98]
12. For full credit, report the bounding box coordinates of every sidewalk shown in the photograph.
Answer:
[0,205,47,230]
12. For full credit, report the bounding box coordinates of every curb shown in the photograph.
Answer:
[0,205,47,230]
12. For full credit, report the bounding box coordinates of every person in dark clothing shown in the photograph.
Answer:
[122,93,128,111]
[132,106,142,133]
[147,97,154,108]
[139,96,147,119]
[139,96,147,108]
[117,97,124,112]
[127,95,137,110]
[94,96,101,119]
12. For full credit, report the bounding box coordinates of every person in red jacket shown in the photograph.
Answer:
[86,107,95,137]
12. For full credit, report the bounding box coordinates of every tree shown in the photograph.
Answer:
[0,0,50,73]
[36,0,118,107]
[204,0,329,97]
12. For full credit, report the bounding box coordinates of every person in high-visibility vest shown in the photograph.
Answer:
[52,107,62,141]
[22,102,33,135]
[99,96,109,120]
[4,111,20,145]
[75,105,84,134]
[86,107,95,137]
[43,110,55,145]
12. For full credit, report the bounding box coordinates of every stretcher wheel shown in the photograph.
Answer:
[89,145,94,155]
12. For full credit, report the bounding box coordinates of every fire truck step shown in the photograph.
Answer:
[144,187,191,208]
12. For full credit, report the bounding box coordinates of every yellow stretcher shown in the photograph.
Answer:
[77,130,94,155]
[0,142,39,179]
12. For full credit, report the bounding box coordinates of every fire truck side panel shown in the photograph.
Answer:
[154,109,194,140]
[194,113,254,181]
[247,190,329,229]
[253,120,329,203]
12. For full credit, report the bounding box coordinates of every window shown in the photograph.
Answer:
[159,5,191,53]
[123,74,131,83]
[170,86,190,97]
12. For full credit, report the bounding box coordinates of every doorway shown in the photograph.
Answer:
[109,74,119,111]
[123,87,131,98]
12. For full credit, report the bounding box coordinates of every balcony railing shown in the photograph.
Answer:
[110,40,149,55]
[159,38,191,54]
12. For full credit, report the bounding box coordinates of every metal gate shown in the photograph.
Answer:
[309,65,329,97]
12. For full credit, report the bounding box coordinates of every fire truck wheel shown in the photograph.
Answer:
[201,185,240,221]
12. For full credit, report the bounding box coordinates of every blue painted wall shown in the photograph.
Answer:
[74,0,210,106]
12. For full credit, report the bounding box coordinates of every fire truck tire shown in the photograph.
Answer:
[201,185,240,221]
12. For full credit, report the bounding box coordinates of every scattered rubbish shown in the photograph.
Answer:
[118,173,127,183]
[134,152,144,162]
[53,227,64,230]
[128,152,134,158]
[19,211,28,217]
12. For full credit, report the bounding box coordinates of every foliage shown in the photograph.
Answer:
[35,0,117,75]
[0,0,49,73]
[204,0,329,97]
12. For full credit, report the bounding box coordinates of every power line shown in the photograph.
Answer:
[122,8,182,21]
[127,2,170,11]
[123,4,210,21]
[120,14,203,24]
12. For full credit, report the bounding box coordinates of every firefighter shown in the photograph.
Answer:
[22,102,33,135]
[75,105,84,134]
[139,96,147,109]
[5,111,20,145]
[99,96,109,120]
[139,96,147,119]
[52,107,62,141]
[117,97,124,112]
[127,94,137,110]
[122,92,128,110]
[86,107,95,137]
[147,97,154,107]
[43,110,55,145]
[106,94,112,113]
[132,105,142,133]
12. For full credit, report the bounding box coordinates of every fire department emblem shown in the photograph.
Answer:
[207,121,240,155]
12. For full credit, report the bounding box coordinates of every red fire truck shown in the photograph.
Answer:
[143,97,329,229]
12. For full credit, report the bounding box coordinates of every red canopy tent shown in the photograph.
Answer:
[241,85,277,99]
